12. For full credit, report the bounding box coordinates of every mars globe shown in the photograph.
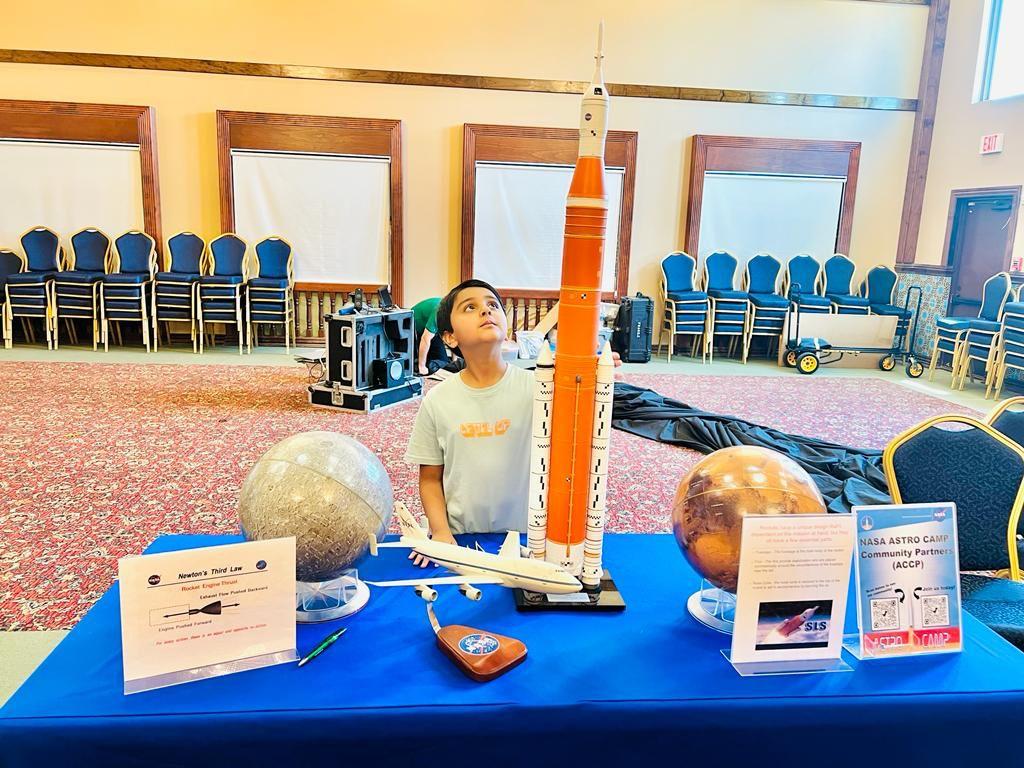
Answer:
[238,431,393,582]
[671,446,825,592]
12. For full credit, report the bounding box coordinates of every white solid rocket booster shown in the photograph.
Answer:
[581,342,614,588]
[527,344,555,559]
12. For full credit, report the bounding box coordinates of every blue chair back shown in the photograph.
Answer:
[210,234,247,277]
[979,272,1012,322]
[21,227,61,272]
[991,407,1024,450]
[70,229,110,273]
[863,265,898,305]
[167,232,205,274]
[0,249,23,291]
[254,237,292,280]
[787,255,821,296]
[746,254,780,294]
[704,251,737,291]
[113,231,156,275]
[823,254,855,296]
[886,415,1024,575]
[662,252,697,293]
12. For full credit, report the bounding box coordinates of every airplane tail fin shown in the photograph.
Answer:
[394,502,428,541]
[498,530,522,559]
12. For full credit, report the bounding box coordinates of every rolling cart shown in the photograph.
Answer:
[783,285,923,377]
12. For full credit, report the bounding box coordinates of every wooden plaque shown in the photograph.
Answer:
[435,625,527,682]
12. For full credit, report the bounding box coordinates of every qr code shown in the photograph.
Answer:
[921,595,950,627]
[870,597,900,631]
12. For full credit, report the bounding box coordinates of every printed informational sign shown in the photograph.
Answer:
[731,514,855,668]
[852,503,962,658]
[118,538,297,694]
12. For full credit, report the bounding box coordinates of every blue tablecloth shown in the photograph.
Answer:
[4,533,1024,767]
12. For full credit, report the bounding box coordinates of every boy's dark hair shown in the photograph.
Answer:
[435,279,503,357]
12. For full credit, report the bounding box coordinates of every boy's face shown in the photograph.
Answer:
[443,286,507,354]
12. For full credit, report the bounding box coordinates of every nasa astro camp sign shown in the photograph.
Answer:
[852,503,962,659]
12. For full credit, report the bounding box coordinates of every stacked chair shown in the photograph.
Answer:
[53,228,110,350]
[741,253,786,363]
[248,236,295,353]
[885,413,1024,649]
[822,253,870,315]
[782,254,831,315]
[153,232,206,352]
[987,286,1024,400]
[702,251,749,362]
[660,251,708,362]
[199,233,249,355]
[102,231,157,351]
[0,249,23,349]
[7,227,62,349]
[927,271,1012,389]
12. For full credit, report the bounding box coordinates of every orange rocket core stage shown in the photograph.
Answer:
[545,155,608,556]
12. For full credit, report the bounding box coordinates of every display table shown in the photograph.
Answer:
[3,533,1024,767]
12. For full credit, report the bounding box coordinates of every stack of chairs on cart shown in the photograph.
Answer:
[1,227,295,354]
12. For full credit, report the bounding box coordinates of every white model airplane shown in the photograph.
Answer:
[365,503,583,601]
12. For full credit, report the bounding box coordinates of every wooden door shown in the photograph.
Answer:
[948,195,1016,317]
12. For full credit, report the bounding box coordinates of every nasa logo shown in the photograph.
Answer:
[585,113,592,121]
[147,574,160,586]
[458,633,500,656]
[933,509,947,522]
[256,560,267,570]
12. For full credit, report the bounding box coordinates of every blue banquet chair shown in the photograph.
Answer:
[102,231,157,352]
[199,233,249,355]
[885,414,1024,647]
[928,272,1011,386]
[741,253,786,363]
[861,265,914,360]
[7,226,62,349]
[987,396,1024,448]
[53,228,110,350]
[986,286,1024,399]
[152,232,205,353]
[953,272,1012,391]
[248,236,295,353]
[822,253,870,315]
[702,251,748,362]
[1,249,24,349]
[782,255,831,316]
[660,251,708,362]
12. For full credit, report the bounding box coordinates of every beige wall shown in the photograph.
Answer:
[0,0,925,306]
[916,0,1024,266]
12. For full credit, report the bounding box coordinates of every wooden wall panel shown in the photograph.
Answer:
[684,134,862,259]
[461,123,638,302]
[216,110,404,304]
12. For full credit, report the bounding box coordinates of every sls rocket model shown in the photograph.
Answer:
[527,25,614,591]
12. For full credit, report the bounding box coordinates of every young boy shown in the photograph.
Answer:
[403,279,534,564]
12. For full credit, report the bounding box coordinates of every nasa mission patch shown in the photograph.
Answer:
[458,633,500,655]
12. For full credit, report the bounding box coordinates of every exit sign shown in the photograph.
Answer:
[980,133,1004,155]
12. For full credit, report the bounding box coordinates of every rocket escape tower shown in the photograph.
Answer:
[521,25,623,610]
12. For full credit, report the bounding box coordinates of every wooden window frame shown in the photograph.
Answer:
[684,134,861,259]
[461,123,638,301]
[216,110,404,303]
[0,98,162,256]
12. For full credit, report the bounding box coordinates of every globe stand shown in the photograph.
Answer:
[687,579,736,634]
[296,568,370,623]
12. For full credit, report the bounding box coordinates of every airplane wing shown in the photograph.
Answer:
[365,575,504,587]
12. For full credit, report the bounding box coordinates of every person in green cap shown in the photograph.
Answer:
[412,296,450,375]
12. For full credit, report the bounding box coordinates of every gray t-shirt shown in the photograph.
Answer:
[404,365,533,534]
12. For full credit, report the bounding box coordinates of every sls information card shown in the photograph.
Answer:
[731,514,855,667]
[852,503,962,658]
[118,537,297,694]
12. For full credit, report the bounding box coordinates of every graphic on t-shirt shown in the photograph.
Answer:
[460,418,511,438]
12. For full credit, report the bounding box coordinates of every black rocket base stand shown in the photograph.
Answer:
[513,570,625,612]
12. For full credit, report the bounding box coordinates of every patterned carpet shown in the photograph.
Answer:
[0,361,976,630]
